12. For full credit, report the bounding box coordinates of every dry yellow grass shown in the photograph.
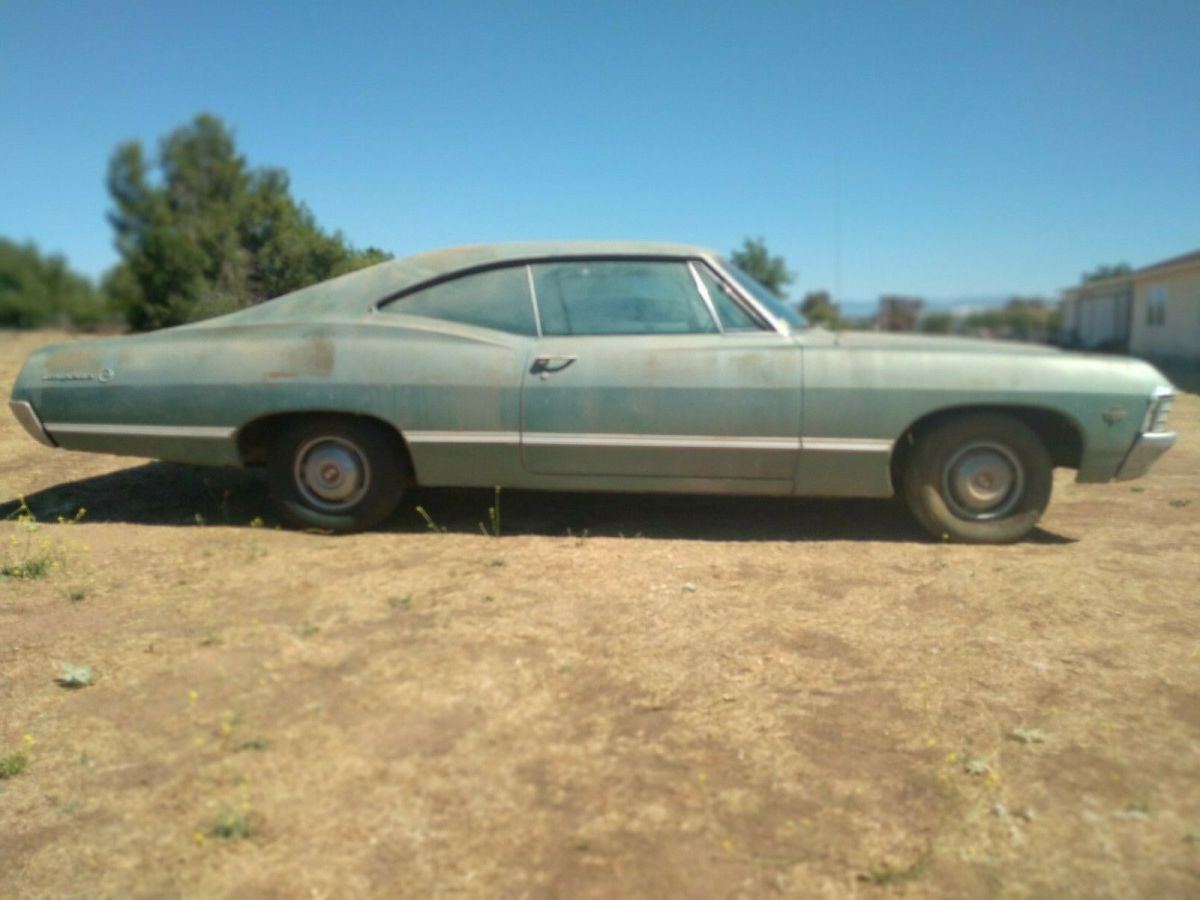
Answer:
[2,329,1198,897]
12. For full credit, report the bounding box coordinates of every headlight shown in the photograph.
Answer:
[1142,387,1174,433]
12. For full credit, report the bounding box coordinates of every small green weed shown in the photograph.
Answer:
[2,556,50,580]
[211,809,252,840]
[0,752,29,779]
[859,855,928,886]
[1169,498,1191,508]
[388,595,412,610]
[237,739,269,752]
[66,588,87,603]
[414,505,446,533]
[481,486,502,537]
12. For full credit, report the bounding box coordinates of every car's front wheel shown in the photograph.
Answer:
[268,417,407,533]
[902,413,1052,544]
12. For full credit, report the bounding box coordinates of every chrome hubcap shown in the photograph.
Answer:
[294,437,370,512]
[942,442,1024,520]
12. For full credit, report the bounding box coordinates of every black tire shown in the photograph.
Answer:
[902,413,1052,544]
[268,417,407,533]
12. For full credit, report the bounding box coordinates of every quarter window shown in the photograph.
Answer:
[532,260,717,336]
[1145,284,1167,327]
[381,265,536,335]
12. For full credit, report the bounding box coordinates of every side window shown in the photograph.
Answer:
[692,263,764,331]
[1145,284,1167,327]
[532,260,717,336]
[381,265,536,335]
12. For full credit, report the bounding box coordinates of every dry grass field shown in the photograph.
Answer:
[2,329,1198,898]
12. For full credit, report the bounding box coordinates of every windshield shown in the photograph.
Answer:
[720,260,804,328]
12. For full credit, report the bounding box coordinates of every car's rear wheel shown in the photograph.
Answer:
[902,413,1052,544]
[268,417,407,533]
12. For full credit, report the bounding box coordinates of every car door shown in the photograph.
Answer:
[520,258,801,482]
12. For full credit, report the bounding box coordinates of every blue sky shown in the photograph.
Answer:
[2,0,1197,303]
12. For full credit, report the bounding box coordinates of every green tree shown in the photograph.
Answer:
[800,289,841,327]
[106,113,390,330]
[1081,262,1131,283]
[730,237,794,298]
[0,238,109,328]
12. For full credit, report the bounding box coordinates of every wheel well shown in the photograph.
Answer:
[890,405,1084,490]
[237,412,414,479]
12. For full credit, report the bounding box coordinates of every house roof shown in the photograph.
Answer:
[1063,247,1200,298]
[1134,248,1200,278]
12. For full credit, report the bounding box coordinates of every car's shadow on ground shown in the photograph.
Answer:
[1,462,1077,545]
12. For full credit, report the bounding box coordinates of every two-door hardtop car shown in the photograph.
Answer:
[8,241,1177,542]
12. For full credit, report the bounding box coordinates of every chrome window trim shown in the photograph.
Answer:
[686,261,725,335]
[45,423,236,440]
[525,264,543,338]
[702,257,790,336]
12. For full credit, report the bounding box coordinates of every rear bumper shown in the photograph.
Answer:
[8,400,57,448]
[1115,431,1176,481]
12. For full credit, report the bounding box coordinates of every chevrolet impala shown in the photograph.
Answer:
[7,242,1178,541]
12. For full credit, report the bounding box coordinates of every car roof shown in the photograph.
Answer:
[201,241,719,326]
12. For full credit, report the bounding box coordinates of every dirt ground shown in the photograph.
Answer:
[1,329,1197,898]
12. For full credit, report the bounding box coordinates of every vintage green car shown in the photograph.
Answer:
[8,241,1178,541]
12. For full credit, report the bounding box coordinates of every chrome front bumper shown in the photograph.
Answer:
[1115,431,1176,481]
[8,400,57,448]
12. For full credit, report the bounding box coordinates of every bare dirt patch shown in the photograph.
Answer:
[2,329,1198,897]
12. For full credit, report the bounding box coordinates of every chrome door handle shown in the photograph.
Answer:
[531,354,577,374]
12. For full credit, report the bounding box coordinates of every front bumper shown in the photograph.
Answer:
[8,400,57,448]
[1115,431,1176,481]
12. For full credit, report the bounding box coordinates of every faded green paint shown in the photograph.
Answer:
[9,243,1176,501]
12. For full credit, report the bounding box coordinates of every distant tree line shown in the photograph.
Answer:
[0,239,108,328]
[1,113,389,331]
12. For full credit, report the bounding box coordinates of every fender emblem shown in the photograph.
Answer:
[43,368,115,383]
[1102,406,1126,424]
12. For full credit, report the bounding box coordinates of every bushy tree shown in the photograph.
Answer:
[106,114,390,330]
[730,237,794,298]
[800,290,841,327]
[0,238,109,328]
